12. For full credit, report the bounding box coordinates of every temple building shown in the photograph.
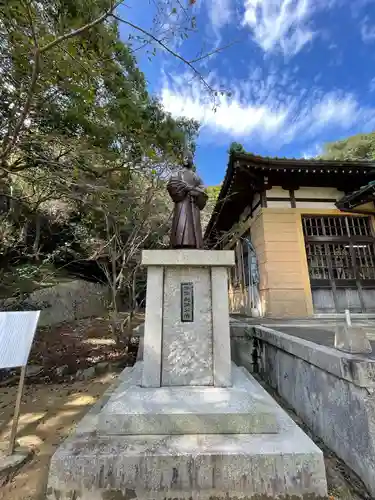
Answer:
[205,152,375,317]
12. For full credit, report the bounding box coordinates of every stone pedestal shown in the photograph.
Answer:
[46,249,328,500]
[141,250,233,388]
[47,363,328,500]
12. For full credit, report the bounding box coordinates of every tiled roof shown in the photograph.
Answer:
[230,151,375,168]
[336,180,375,209]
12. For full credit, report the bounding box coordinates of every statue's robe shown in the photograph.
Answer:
[167,168,208,249]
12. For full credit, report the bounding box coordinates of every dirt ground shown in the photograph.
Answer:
[0,372,118,500]
[30,313,144,374]
[0,313,144,385]
[0,313,144,499]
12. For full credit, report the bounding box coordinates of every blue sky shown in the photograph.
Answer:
[119,0,375,185]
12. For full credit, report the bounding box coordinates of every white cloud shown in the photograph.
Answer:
[306,93,362,135]
[162,85,287,137]
[361,17,375,42]
[160,69,375,147]
[242,0,333,56]
[301,144,323,159]
[370,77,375,92]
[206,0,232,30]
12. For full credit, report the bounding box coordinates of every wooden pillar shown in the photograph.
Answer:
[8,365,27,455]
[260,191,267,208]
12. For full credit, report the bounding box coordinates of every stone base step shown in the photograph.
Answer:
[97,363,278,435]
[46,363,328,500]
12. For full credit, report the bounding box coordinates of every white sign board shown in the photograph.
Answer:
[0,311,40,369]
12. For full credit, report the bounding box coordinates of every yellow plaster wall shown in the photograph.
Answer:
[351,202,375,213]
[250,208,313,317]
[252,207,375,318]
[226,205,375,318]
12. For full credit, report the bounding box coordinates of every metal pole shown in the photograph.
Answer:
[345,308,352,327]
[8,365,27,455]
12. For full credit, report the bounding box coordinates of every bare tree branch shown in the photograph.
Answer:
[189,38,242,64]
[176,0,190,20]
[111,14,216,94]
[22,0,39,47]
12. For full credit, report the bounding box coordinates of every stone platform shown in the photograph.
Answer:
[0,449,31,487]
[46,362,328,500]
[97,363,278,434]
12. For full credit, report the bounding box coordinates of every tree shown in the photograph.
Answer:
[320,132,375,161]
[2,1,200,173]
[0,0,198,260]
[0,0,201,216]
[201,184,221,233]
[0,0,230,175]
[0,0,203,340]
[0,0,244,344]
[86,161,174,342]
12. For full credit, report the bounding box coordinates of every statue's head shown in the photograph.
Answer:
[183,150,194,169]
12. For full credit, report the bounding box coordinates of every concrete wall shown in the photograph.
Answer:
[0,280,110,326]
[231,322,375,497]
[252,208,312,318]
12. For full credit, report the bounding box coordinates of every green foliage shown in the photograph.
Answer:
[0,0,200,303]
[321,132,375,161]
[201,184,221,231]
[205,185,221,200]
[1,0,200,174]
[0,262,70,299]
[229,142,246,154]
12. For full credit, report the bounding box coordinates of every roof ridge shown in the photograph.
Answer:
[231,151,375,166]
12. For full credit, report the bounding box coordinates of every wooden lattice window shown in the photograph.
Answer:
[302,215,373,238]
[303,215,375,282]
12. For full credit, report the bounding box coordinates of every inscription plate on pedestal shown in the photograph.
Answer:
[181,282,194,322]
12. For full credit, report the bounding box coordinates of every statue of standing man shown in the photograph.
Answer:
[167,151,208,249]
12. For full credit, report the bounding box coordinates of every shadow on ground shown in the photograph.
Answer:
[0,373,119,500]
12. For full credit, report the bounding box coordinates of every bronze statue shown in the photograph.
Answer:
[167,151,208,249]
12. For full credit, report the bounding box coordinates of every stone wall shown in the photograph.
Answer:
[231,322,375,497]
[0,280,110,326]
